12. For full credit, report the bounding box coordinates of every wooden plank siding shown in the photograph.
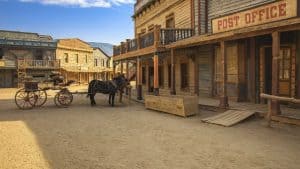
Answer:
[135,0,192,34]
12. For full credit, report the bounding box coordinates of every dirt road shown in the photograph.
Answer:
[0,87,300,169]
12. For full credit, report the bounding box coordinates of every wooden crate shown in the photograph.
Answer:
[145,95,198,117]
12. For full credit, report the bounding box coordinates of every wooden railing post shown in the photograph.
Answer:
[219,41,229,109]
[170,49,176,95]
[137,34,141,50]
[126,39,130,53]
[154,25,161,48]
[271,31,281,115]
[120,42,125,54]
[113,45,116,56]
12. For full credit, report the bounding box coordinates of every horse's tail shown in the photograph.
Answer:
[86,80,96,98]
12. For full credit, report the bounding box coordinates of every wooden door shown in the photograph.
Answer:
[260,46,293,97]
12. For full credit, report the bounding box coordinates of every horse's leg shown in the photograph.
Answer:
[119,90,123,103]
[90,93,96,106]
[112,93,115,107]
[109,94,111,105]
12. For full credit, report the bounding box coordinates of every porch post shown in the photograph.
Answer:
[113,62,116,77]
[271,31,281,115]
[126,60,129,95]
[188,54,197,95]
[120,60,124,74]
[219,41,229,108]
[249,38,256,103]
[153,54,159,96]
[137,57,143,100]
[170,49,176,95]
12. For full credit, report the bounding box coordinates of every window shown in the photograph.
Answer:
[0,49,3,59]
[102,59,105,67]
[85,55,88,63]
[148,24,154,32]
[166,13,175,28]
[107,60,110,68]
[142,67,146,84]
[94,59,98,67]
[64,53,69,63]
[75,54,79,63]
[36,50,43,60]
[279,48,291,80]
[181,63,189,89]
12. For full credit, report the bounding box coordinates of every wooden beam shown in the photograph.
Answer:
[153,54,159,96]
[249,38,256,102]
[170,49,176,95]
[166,18,300,49]
[260,93,300,104]
[271,115,300,126]
[219,41,229,109]
[136,57,143,100]
[271,31,281,115]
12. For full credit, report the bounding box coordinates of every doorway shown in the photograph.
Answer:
[148,66,154,92]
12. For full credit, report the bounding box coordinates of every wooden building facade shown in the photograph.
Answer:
[113,0,300,114]
[0,30,58,88]
[56,39,113,84]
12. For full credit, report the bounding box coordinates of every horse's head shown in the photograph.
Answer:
[113,74,129,90]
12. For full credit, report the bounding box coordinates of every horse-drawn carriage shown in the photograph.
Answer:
[15,72,74,110]
[15,72,130,110]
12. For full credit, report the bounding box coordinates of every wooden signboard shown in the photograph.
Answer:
[212,0,298,33]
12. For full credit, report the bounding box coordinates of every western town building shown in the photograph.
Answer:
[56,38,113,84]
[113,0,300,120]
[0,30,58,88]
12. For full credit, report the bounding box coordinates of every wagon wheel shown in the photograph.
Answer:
[31,88,47,107]
[15,89,35,110]
[54,90,73,108]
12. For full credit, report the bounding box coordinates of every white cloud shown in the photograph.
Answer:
[19,0,134,8]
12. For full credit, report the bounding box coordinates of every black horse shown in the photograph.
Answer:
[87,74,128,107]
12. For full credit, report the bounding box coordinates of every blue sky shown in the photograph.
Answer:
[0,0,135,45]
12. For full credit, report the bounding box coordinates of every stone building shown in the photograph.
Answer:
[113,0,300,121]
[0,30,58,88]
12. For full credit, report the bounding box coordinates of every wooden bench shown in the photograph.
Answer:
[145,95,198,117]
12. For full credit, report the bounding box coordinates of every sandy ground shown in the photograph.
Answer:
[0,87,300,169]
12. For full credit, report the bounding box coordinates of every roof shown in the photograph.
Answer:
[88,42,113,57]
[0,30,53,42]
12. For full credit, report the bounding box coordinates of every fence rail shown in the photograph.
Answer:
[160,28,194,45]
[18,60,60,69]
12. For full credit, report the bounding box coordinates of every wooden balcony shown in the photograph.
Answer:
[18,60,60,69]
[113,26,194,60]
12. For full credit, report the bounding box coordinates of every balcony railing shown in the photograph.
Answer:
[139,31,154,49]
[18,60,60,69]
[113,26,194,57]
[160,28,194,45]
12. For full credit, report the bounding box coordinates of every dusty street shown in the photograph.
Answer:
[0,87,300,169]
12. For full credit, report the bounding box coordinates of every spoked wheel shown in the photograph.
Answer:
[15,89,35,110]
[54,89,73,108]
[31,88,47,107]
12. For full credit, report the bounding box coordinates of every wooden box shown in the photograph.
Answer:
[145,95,198,117]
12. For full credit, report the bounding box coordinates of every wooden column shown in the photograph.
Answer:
[219,41,229,108]
[297,31,300,99]
[126,61,129,95]
[188,55,197,95]
[170,49,176,95]
[153,54,159,96]
[249,38,256,102]
[120,61,124,74]
[112,62,116,77]
[136,57,143,100]
[271,32,281,115]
